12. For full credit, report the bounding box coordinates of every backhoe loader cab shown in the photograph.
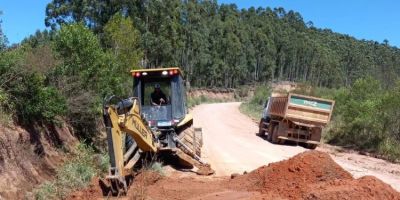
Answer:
[131,67,187,129]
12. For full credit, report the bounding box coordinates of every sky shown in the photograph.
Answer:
[1,0,400,47]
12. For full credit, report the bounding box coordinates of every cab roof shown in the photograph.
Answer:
[130,67,184,78]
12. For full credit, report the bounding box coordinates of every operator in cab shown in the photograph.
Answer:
[151,83,167,106]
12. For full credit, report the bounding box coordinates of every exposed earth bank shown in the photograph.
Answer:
[0,122,77,199]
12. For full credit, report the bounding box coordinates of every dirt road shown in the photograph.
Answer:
[192,102,306,176]
[192,102,400,191]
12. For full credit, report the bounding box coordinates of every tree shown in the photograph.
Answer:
[53,23,103,87]
[45,0,128,32]
[103,13,142,71]
[0,11,8,50]
[44,0,400,89]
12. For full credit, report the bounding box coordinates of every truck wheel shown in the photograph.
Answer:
[267,124,274,142]
[271,125,280,144]
[257,119,266,136]
[306,144,318,149]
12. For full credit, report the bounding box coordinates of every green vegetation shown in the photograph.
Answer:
[239,85,271,119]
[242,78,400,161]
[34,143,108,200]
[187,95,225,108]
[322,78,400,161]
[0,43,66,124]
[44,1,400,88]
[149,162,165,176]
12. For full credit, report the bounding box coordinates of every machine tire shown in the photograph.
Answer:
[178,126,202,157]
[257,119,266,136]
[306,144,318,149]
[267,124,273,142]
[271,125,280,144]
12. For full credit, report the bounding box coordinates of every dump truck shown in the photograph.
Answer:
[258,93,335,149]
[101,67,213,196]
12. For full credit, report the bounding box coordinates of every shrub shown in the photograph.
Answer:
[9,73,66,124]
[34,182,57,200]
[149,162,165,176]
[324,77,400,161]
[239,84,271,119]
[0,88,13,124]
[34,143,107,199]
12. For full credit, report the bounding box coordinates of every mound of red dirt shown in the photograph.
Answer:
[305,176,400,200]
[68,178,103,200]
[229,151,400,200]
[68,151,400,200]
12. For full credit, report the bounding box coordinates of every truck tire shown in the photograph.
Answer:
[267,124,274,142]
[271,125,280,144]
[257,119,266,136]
[306,144,318,149]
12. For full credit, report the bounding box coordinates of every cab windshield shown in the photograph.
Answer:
[140,78,172,121]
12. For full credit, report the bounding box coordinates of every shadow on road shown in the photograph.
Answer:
[255,132,301,147]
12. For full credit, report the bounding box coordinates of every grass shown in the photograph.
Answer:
[187,95,225,108]
[239,102,262,120]
[149,161,165,176]
[0,89,13,126]
[34,143,108,200]
[0,111,12,126]
[238,84,271,120]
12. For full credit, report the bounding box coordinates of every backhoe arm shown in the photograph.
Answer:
[103,97,157,187]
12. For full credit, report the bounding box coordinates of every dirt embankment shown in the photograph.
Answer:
[188,88,237,101]
[0,122,77,199]
[69,151,400,200]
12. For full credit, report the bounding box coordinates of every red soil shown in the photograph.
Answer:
[69,151,400,200]
[229,151,400,200]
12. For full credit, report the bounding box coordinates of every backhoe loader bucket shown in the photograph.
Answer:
[175,127,214,175]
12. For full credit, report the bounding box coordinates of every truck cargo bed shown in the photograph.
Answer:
[268,93,334,126]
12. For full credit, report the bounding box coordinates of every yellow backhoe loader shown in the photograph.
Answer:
[101,67,213,196]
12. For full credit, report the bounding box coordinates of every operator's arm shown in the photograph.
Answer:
[160,92,167,104]
[150,93,158,106]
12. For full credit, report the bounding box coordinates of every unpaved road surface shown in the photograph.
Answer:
[192,102,400,191]
[192,102,307,176]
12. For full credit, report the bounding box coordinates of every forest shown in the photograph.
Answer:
[30,0,400,88]
[1,0,400,155]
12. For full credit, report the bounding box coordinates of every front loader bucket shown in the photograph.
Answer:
[175,127,214,175]
[175,149,214,175]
